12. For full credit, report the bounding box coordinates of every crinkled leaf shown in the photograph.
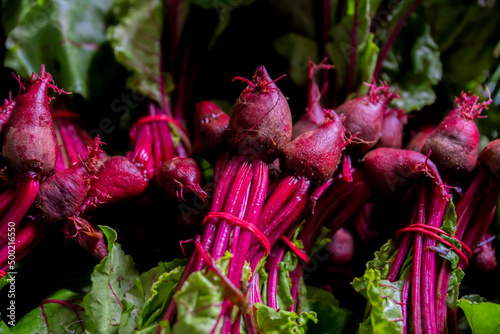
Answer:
[172,253,232,334]
[107,0,168,106]
[434,200,462,269]
[5,289,85,334]
[254,302,317,334]
[457,295,500,334]
[274,33,318,86]
[310,226,332,256]
[446,267,465,309]
[364,239,399,280]
[381,14,442,111]
[137,259,187,329]
[276,251,298,311]
[352,269,404,334]
[305,286,350,334]
[82,227,140,334]
[2,0,116,100]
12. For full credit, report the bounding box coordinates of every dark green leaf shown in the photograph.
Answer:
[457,295,500,334]
[107,0,168,106]
[305,286,350,334]
[6,289,84,334]
[275,33,318,86]
[2,0,115,100]
[381,14,442,111]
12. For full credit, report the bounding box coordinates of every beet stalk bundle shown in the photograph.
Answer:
[353,148,454,334]
[161,66,292,333]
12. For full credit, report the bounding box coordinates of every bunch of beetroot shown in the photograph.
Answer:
[1,59,499,334]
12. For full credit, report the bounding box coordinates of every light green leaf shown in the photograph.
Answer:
[352,269,404,334]
[254,302,317,334]
[82,230,140,334]
[457,295,500,334]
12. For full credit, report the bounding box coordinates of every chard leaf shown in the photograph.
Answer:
[381,14,442,111]
[4,289,85,334]
[254,302,317,334]
[172,253,232,334]
[107,0,169,106]
[435,200,462,270]
[274,33,318,86]
[310,226,332,256]
[137,259,187,329]
[364,239,399,280]
[352,269,404,334]
[327,0,379,96]
[82,227,140,334]
[2,0,116,100]
[446,267,465,309]
[457,295,500,334]
[304,286,350,334]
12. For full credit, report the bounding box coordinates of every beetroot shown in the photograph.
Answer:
[281,111,345,186]
[405,125,435,152]
[335,82,398,154]
[422,92,491,179]
[379,108,407,149]
[363,147,442,195]
[193,101,229,156]
[32,139,102,224]
[326,227,354,264]
[480,138,500,181]
[2,66,63,176]
[226,66,292,162]
[155,157,207,202]
[0,95,15,136]
[76,156,149,215]
[292,58,334,138]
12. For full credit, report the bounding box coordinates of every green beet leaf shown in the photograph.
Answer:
[82,226,140,334]
[352,269,404,334]
[3,289,85,334]
[304,286,350,334]
[381,14,442,112]
[254,302,317,334]
[457,295,500,334]
[2,0,116,100]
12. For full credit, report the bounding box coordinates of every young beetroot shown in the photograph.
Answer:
[226,66,292,162]
[193,100,230,157]
[2,66,64,176]
[422,92,491,180]
[31,138,103,224]
[336,82,398,155]
[379,107,407,149]
[335,82,399,182]
[292,58,334,139]
[155,157,207,202]
[0,94,16,136]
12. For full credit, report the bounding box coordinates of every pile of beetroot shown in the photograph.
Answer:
[0,59,499,334]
